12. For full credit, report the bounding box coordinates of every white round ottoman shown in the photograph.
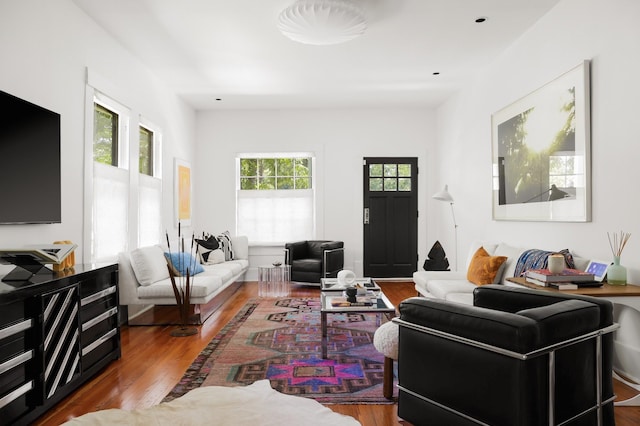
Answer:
[373,320,399,399]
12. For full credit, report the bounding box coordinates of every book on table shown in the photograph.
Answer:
[547,282,579,290]
[525,268,595,283]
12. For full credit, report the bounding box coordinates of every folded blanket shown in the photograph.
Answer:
[514,248,575,278]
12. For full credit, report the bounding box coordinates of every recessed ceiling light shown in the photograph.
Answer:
[475,17,487,23]
[433,72,440,75]
[215,98,222,101]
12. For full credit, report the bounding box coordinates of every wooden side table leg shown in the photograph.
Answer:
[383,356,394,399]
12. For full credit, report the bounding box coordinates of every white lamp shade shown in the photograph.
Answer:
[432,185,454,203]
[278,0,367,45]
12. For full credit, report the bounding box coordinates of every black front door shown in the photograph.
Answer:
[363,157,418,277]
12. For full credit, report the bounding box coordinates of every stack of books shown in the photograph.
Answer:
[524,268,595,290]
[330,295,376,307]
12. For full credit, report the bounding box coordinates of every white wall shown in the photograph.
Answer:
[434,0,640,277]
[434,0,640,381]
[0,0,195,261]
[194,108,435,278]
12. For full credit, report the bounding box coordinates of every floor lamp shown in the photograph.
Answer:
[432,185,458,271]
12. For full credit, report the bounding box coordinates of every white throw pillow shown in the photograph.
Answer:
[129,245,170,286]
[205,249,226,265]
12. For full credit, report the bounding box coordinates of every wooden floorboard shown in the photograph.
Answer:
[34,281,640,425]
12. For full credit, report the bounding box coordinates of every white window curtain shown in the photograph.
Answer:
[93,162,129,261]
[138,174,162,247]
[237,189,314,243]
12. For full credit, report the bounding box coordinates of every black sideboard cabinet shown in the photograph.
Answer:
[0,263,120,425]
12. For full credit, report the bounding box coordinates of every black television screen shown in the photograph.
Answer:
[0,90,61,224]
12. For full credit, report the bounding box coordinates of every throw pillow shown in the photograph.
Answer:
[467,247,508,286]
[130,245,170,286]
[195,234,220,264]
[206,249,226,264]
[216,231,234,261]
[164,252,205,276]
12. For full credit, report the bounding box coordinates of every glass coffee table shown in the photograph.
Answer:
[320,289,395,358]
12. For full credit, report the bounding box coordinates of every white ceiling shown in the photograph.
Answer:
[73,0,561,110]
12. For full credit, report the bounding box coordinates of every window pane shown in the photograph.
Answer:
[139,126,153,176]
[241,177,257,190]
[369,178,383,191]
[398,178,411,191]
[259,159,275,177]
[295,158,311,177]
[94,103,118,166]
[259,177,275,189]
[369,164,382,177]
[241,159,257,177]
[278,158,293,176]
[398,164,411,177]
[384,178,397,191]
[277,177,294,189]
[384,164,397,177]
[295,177,311,189]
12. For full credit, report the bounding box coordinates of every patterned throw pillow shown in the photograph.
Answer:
[467,247,508,285]
[215,231,234,261]
[195,234,220,264]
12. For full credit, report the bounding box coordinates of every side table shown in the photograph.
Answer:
[257,264,291,297]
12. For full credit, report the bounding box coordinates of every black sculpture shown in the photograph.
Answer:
[422,240,450,271]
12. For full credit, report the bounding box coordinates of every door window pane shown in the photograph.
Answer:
[369,164,383,177]
[384,178,397,191]
[398,164,411,177]
[398,178,412,191]
[384,164,397,177]
[369,178,383,191]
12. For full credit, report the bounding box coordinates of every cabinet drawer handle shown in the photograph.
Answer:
[0,350,33,376]
[0,381,33,410]
[82,328,117,356]
[0,319,33,341]
[81,286,117,306]
[82,307,118,332]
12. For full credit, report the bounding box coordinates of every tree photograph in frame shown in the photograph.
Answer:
[492,60,591,222]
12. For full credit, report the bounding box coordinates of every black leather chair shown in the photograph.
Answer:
[395,285,617,426]
[284,240,344,284]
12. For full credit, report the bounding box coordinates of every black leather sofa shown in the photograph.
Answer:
[284,240,344,284]
[395,284,617,426]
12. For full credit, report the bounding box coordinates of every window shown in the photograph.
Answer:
[91,93,130,262]
[368,163,412,192]
[549,153,583,189]
[138,119,162,247]
[237,154,315,244]
[139,125,154,176]
[94,104,119,166]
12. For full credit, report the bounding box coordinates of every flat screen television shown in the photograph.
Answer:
[0,90,61,224]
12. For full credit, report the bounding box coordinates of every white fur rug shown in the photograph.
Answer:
[63,380,360,425]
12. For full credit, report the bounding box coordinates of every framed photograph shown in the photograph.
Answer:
[492,60,591,222]
[174,158,192,227]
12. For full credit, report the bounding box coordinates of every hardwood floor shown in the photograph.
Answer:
[35,281,640,425]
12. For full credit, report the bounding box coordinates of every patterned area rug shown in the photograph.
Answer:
[164,297,395,404]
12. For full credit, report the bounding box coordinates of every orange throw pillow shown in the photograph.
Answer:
[467,247,508,285]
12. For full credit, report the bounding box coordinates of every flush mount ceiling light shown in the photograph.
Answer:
[277,0,367,45]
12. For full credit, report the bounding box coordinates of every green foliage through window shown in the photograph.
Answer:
[240,157,312,190]
[93,103,118,166]
[139,126,153,176]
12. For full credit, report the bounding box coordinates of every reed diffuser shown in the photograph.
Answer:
[607,231,631,285]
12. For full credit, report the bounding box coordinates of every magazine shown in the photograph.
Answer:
[0,243,77,265]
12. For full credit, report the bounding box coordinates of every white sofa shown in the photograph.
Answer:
[118,235,249,324]
[413,241,590,305]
